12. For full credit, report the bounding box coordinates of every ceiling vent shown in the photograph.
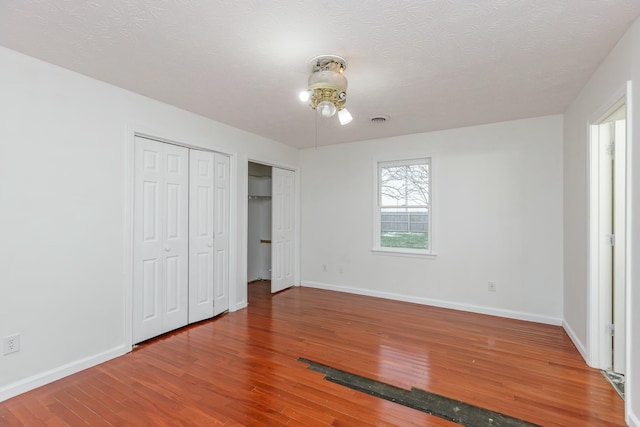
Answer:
[370,115,389,123]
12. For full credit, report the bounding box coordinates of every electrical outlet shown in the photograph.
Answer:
[488,282,497,292]
[3,334,20,355]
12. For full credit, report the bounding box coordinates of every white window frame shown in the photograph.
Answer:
[373,157,435,258]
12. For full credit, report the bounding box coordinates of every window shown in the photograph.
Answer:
[374,158,432,256]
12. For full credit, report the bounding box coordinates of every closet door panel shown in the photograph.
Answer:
[134,138,164,343]
[271,167,295,293]
[161,143,189,332]
[134,138,189,344]
[189,150,215,322]
[213,153,230,315]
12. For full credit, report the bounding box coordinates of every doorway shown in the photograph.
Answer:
[247,161,296,294]
[248,162,272,285]
[589,97,627,382]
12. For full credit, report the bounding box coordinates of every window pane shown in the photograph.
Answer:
[380,163,429,207]
[380,207,429,250]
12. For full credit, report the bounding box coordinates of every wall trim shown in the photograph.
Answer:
[562,319,588,363]
[301,281,562,326]
[0,345,128,403]
[629,412,639,427]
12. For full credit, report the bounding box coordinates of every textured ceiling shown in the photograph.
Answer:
[1,1,640,148]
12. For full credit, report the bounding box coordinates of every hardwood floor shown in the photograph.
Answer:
[0,281,625,426]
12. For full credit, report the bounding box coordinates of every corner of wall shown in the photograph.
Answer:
[562,319,588,364]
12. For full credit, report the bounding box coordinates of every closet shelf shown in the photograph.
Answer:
[248,195,271,200]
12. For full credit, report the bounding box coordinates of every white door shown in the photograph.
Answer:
[612,118,626,375]
[133,137,189,344]
[213,153,230,315]
[188,150,215,323]
[271,167,295,293]
[597,121,614,370]
[595,114,627,374]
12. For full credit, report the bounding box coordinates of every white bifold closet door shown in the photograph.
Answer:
[188,150,215,323]
[133,137,189,344]
[134,138,230,343]
[271,167,295,293]
[188,151,230,320]
[212,153,230,315]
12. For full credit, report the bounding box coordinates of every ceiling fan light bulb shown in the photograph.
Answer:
[338,108,353,125]
[317,100,337,118]
[299,90,311,102]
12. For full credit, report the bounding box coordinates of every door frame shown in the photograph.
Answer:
[243,157,300,305]
[587,81,632,414]
[124,130,237,350]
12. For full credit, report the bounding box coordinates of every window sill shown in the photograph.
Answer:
[371,248,438,259]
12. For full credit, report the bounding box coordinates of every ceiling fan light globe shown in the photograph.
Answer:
[299,90,311,102]
[317,100,337,118]
[338,108,353,125]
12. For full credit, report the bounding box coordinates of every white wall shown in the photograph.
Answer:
[0,46,299,400]
[563,16,640,426]
[300,115,564,325]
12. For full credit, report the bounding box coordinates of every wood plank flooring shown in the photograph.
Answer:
[0,281,625,426]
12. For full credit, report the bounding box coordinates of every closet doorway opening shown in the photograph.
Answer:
[248,162,272,292]
[589,91,628,397]
[247,161,295,295]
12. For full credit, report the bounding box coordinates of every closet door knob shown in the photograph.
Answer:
[164,247,171,252]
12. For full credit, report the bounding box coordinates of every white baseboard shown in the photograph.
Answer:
[562,319,588,364]
[0,345,128,403]
[233,302,248,312]
[301,281,562,326]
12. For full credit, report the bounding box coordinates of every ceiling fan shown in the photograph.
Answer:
[299,55,353,125]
